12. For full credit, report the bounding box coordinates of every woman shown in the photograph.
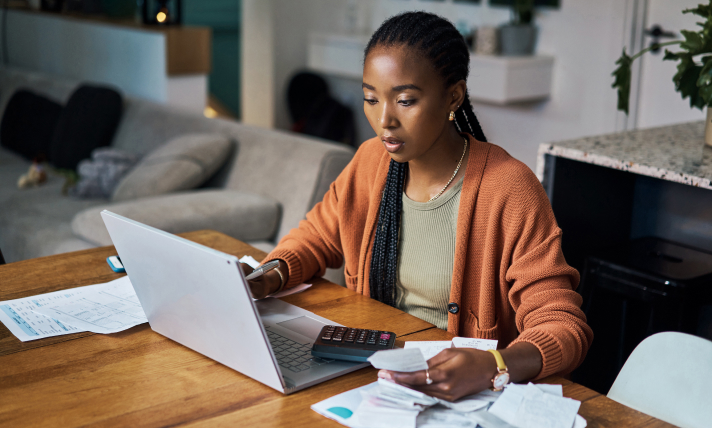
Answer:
[246,11,592,401]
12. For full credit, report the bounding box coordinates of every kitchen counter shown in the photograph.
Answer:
[537,121,711,189]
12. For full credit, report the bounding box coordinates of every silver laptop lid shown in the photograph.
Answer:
[101,210,285,393]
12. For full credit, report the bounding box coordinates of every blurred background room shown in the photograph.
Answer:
[1,0,711,398]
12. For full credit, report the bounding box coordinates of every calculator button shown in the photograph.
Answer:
[380,333,391,340]
[332,336,343,342]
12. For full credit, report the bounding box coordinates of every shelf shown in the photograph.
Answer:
[307,32,370,80]
[307,33,554,105]
[468,55,554,104]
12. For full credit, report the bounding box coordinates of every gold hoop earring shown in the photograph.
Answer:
[449,111,455,121]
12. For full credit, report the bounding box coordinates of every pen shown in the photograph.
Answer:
[245,260,280,281]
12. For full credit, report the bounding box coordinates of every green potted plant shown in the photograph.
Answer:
[612,1,712,145]
[500,0,538,56]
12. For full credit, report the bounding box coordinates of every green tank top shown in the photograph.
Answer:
[395,175,463,330]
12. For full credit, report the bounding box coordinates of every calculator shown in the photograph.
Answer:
[310,325,397,362]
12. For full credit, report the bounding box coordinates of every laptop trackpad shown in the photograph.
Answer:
[277,316,327,341]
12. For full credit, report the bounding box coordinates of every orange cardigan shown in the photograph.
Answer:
[267,134,593,378]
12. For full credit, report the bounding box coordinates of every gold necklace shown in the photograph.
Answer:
[427,137,468,203]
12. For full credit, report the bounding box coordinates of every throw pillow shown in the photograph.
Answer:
[71,147,139,198]
[111,133,232,202]
[49,85,123,170]
[0,89,62,161]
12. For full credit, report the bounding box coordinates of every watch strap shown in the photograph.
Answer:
[488,349,507,371]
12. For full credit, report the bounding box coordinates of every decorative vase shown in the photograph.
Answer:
[706,107,712,147]
[475,26,499,56]
[499,24,538,56]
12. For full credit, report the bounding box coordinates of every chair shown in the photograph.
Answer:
[607,332,712,428]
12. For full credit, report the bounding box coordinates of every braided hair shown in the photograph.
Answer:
[366,11,488,306]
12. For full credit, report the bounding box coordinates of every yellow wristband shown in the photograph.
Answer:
[488,349,507,371]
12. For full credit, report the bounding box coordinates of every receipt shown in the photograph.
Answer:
[376,379,439,406]
[437,395,491,413]
[353,396,420,428]
[451,337,498,351]
[417,408,478,428]
[488,383,580,428]
[403,341,452,360]
[368,348,428,372]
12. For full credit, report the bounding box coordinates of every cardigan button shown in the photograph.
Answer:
[447,303,459,314]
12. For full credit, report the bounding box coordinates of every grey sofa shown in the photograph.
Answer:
[0,67,354,281]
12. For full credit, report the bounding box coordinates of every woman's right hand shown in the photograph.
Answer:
[240,261,288,299]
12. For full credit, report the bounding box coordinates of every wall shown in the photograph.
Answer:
[184,0,242,117]
[1,9,166,101]
[241,0,275,128]
[259,0,631,172]
[0,9,207,113]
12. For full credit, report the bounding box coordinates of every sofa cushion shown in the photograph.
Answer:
[112,133,232,202]
[0,90,63,161]
[72,189,280,246]
[49,85,123,170]
[71,148,139,198]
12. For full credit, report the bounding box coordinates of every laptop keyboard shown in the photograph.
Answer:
[266,330,334,372]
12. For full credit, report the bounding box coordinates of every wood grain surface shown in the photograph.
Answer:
[0,231,674,427]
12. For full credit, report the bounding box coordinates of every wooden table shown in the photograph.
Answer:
[0,231,673,427]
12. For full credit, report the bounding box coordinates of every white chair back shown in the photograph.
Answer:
[607,332,712,428]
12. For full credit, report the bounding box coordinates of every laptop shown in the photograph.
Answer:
[101,210,368,394]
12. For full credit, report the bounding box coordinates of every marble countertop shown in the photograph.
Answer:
[537,121,712,190]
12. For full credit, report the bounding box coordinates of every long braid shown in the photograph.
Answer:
[457,95,487,142]
[369,160,407,306]
[366,11,487,305]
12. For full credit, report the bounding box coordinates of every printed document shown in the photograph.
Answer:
[32,276,147,334]
[0,285,94,341]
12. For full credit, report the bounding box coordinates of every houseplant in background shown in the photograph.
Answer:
[492,0,560,56]
[499,0,537,56]
[612,1,712,145]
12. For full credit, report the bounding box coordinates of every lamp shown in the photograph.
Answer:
[141,0,181,25]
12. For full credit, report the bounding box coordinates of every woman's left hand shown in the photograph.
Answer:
[378,348,497,401]
[377,342,542,402]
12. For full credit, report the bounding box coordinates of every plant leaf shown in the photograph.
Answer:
[698,56,712,87]
[680,29,705,52]
[612,49,633,115]
[663,49,680,61]
[678,62,705,109]
[683,4,712,19]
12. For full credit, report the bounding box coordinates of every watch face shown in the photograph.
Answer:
[493,372,510,390]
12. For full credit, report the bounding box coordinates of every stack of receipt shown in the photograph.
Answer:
[312,347,587,428]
